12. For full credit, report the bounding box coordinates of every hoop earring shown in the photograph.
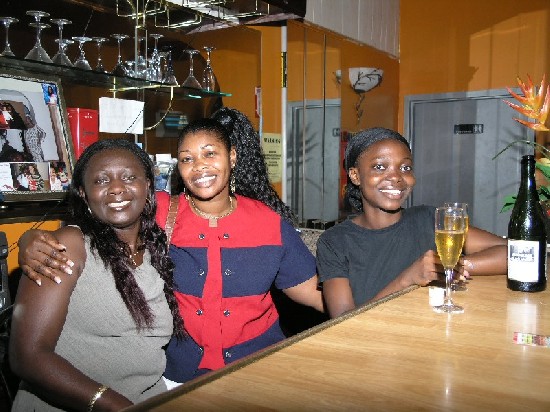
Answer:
[230,174,236,194]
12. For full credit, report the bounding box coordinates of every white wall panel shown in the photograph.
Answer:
[305,0,399,58]
[341,0,360,41]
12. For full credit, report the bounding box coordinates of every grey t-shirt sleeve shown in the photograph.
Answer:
[316,227,350,283]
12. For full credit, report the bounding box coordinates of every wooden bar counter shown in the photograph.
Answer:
[127,276,550,411]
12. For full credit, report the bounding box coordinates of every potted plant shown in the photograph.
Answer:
[494,74,550,216]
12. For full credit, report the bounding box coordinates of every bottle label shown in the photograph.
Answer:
[507,239,540,282]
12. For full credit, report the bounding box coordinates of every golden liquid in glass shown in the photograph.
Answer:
[444,215,468,247]
[463,216,469,246]
[435,229,465,268]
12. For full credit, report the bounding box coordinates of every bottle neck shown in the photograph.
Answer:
[519,155,538,197]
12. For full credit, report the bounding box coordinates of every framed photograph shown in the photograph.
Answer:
[0,71,74,202]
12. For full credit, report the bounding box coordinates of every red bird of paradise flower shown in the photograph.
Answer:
[504,74,550,132]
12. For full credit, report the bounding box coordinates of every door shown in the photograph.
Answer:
[286,99,341,225]
[405,89,534,237]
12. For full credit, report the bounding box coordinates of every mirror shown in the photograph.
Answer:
[285,23,342,227]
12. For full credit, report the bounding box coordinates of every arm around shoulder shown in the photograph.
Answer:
[18,228,73,285]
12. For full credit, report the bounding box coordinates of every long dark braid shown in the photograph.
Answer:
[212,107,296,225]
[69,139,184,338]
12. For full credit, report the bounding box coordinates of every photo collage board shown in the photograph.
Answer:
[0,72,74,202]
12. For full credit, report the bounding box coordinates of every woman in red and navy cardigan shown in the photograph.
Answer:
[157,115,323,384]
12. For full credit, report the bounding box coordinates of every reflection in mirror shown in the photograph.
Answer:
[285,24,341,228]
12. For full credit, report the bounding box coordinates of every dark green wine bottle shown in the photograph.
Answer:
[507,155,547,292]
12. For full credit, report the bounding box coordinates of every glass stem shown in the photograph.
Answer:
[444,268,453,306]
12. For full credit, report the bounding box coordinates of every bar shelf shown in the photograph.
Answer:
[0,56,231,99]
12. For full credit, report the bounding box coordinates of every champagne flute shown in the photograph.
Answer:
[91,37,108,73]
[134,36,147,79]
[111,34,129,76]
[433,206,466,314]
[444,202,469,291]
[0,17,18,57]
[146,33,163,82]
[161,49,178,85]
[202,46,217,91]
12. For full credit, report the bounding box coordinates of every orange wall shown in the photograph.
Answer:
[257,26,282,133]
[1,221,61,275]
[400,0,550,131]
[287,21,399,134]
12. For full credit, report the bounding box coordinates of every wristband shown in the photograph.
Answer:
[88,384,108,412]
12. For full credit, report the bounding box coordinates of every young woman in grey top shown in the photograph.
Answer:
[317,128,507,318]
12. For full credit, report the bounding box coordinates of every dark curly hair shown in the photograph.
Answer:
[345,127,411,212]
[69,139,184,338]
[211,107,296,224]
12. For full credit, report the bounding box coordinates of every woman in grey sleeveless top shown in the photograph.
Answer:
[10,139,184,411]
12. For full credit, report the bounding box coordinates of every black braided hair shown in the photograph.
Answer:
[211,107,296,225]
[344,127,411,212]
[69,138,184,338]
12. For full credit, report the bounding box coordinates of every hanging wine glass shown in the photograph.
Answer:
[182,49,202,89]
[91,37,108,73]
[53,38,74,67]
[134,36,148,79]
[111,33,129,76]
[161,49,178,86]
[202,46,217,91]
[50,18,73,66]
[0,17,18,57]
[72,36,92,70]
[146,33,163,82]
[25,11,53,63]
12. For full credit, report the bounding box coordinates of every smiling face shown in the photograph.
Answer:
[348,138,415,215]
[177,130,236,202]
[81,148,149,232]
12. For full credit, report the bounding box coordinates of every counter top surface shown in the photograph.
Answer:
[127,276,550,411]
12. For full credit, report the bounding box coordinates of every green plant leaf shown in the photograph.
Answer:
[539,185,550,200]
[493,139,550,160]
[536,162,550,180]
[500,186,550,212]
[500,194,517,213]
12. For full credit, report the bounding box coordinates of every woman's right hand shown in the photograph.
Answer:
[402,249,445,287]
[18,229,74,285]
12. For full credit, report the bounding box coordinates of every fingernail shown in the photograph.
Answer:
[54,276,61,284]
[64,267,73,275]
[36,279,42,287]
[67,260,74,267]
[464,259,474,270]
